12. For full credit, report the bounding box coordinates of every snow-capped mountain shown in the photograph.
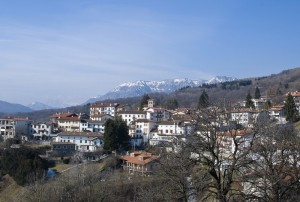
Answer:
[27,102,53,111]
[206,76,237,84]
[85,76,237,104]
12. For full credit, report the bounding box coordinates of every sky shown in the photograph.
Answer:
[0,0,300,106]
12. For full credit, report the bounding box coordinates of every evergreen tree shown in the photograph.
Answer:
[164,98,179,110]
[245,92,255,108]
[198,90,209,109]
[264,100,272,109]
[254,87,261,99]
[139,94,151,110]
[103,117,130,151]
[284,93,299,122]
[103,119,117,151]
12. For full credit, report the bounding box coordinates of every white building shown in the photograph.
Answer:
[145,108,171,122]
[268,105,286,123]
[133,119,156,143]
[55,131,103,152]
[149,132,178,146]
[90,103,128,117]
[30,122,54,139]
[157,120,190,135]
[0,117,32,140]
[50,112,89,132]
[90,114,113,121]
[57,116,82,132]
[230,109,262,128]
[80,120,106,133]
[149,120,192,146]
[118,111,147,125]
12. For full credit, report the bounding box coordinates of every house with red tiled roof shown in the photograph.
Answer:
[121,151,160,176]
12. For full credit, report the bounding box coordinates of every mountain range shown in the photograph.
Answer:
[85,76,237,103]
[27,102,54,111]
[2,67,300,116]
[0,76,236,113]
[0,100,33,113]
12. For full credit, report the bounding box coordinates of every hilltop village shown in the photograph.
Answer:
[1,91,300,201]
[0,92,291,151]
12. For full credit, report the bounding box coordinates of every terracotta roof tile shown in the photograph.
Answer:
[121,151,160,165]
[58,131,103,137]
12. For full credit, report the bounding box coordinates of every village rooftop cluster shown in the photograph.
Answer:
[0,91,296,175]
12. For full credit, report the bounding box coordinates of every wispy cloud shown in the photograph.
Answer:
[0,4,216,105]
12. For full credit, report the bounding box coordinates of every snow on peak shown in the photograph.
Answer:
[85,76,237,103]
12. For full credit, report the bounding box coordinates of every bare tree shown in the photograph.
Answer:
[187,107,255,202]
[244,121,300,202]
[154,142,205,202]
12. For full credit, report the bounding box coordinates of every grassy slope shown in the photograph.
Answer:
[0,175,25,202]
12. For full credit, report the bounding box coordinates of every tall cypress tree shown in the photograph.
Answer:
[285,93,299,122]
[103,119,117,151]
[198,90,209,109]
[103,117,130,151]
[254,87,261,99]
[245,92,255,109]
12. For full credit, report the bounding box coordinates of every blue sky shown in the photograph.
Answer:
[0,1,299,106]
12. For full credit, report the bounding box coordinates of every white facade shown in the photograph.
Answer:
[118,111,147,125]
[145,108,171,122]
[231,110,261,127]
[134,119,156,143]
[55,131,103,152]
[268,106,285,120]
[57,117,81,132]
[80,120,105,133]
[90,114,113,121]
[90,103,128,117]
[30,122,53,138]
[149,132,178,146]
[157,121,189,135]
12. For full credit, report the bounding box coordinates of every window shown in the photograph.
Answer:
[80,140,82,143]
[85,140,87,143]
